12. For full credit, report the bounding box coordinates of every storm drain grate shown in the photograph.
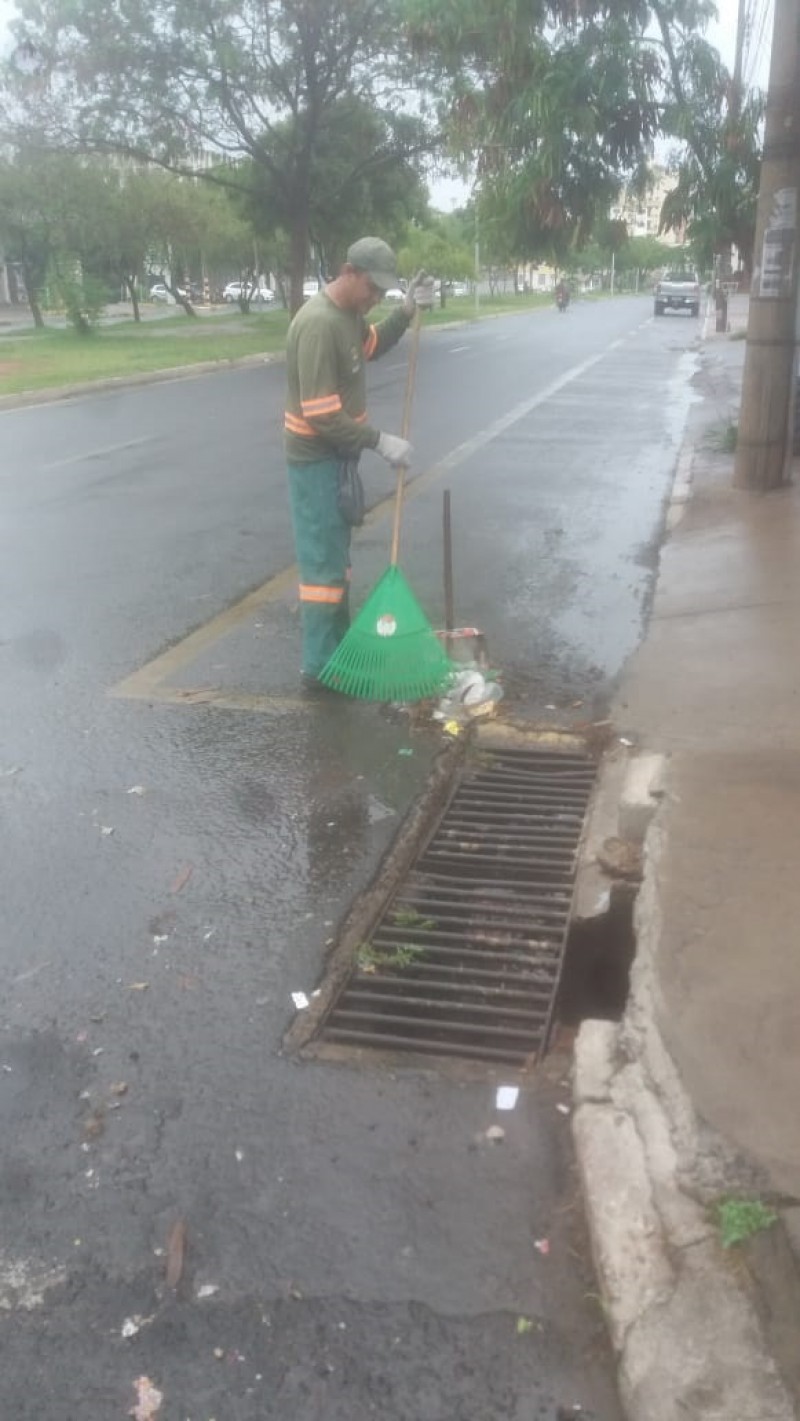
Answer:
[322,746,596,1065]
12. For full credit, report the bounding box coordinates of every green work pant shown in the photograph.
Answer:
[287,458,352,678]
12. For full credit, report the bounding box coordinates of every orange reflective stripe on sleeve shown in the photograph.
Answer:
[301,393,343,417]
[285,412,317,436]
[299,583,345,604]
[362,326,378,359]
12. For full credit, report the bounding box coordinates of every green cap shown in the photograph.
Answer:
[346,236,398,291]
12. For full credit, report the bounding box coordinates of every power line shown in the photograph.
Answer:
[744,0,772,89]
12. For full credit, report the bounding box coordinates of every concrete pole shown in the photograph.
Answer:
[734,0,800,490]
[785,270,800,478]
[474,215,480,318]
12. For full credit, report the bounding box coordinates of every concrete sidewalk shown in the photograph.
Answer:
[573,308,800,1420]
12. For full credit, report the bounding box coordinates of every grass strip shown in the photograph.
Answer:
[0,292,561,398]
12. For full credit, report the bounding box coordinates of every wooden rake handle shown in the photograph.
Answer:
[390,307,422,567]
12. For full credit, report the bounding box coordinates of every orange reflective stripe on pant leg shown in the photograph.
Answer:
[299,584,345,604]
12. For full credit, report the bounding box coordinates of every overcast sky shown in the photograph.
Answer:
[0,0,773,212]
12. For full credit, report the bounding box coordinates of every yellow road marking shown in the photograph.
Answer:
[109,566,299,699]
[111,685,308,712]
[109,462,449,704]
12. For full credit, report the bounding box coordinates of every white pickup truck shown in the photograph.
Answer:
[654,271,701,317]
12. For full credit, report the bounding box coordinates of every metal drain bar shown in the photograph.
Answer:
[322,747,596,1064]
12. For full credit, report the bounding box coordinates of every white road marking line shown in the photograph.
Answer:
[419,342,616,482]
[112,318,661,708]
[41,436,154,471]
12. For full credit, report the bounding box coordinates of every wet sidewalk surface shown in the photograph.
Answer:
[619,331,800,1198]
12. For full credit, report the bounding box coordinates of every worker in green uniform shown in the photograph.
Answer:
[285,236,434,693]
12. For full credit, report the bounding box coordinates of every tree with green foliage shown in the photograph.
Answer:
[407,0,702,261]
[659,60,763,273]
[235,97,430,291]
[617,234,681,279]
[396,223,472,305]
[3,0,434,312]
[0,146,91,326]
[406,0,755,276]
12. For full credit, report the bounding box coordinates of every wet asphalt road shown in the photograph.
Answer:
[0,297,698,1418]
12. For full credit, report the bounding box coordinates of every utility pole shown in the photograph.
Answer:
[716,0,749,315]
[734,0,800,490]
[474,213,480,319]
[730,0,748,119]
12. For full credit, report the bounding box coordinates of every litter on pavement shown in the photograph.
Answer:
[291,991,310,1010]
[433,667,504,727]
[485,1124,505,1143]
[129,1376,163,1420]
[165,1219,186,1288]
[496,1085,520,1111]
[170,864,194,894]
[121,1314,154,1339]
[533,1238,550,1255]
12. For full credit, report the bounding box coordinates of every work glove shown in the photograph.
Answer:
[404,270,435,315]
[376,432,413,468]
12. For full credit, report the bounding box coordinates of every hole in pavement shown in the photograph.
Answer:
[556,885,635,1026]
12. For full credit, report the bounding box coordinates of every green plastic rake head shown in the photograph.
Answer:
[318,564,453,701]
[319,310,453,702]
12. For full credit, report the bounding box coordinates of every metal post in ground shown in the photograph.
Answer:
[734,0,800,490]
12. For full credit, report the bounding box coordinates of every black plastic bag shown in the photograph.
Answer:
[337,458,366,527]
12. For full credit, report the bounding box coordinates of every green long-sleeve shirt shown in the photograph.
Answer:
[284,291,411,465]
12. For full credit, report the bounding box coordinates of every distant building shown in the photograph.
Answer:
[518,263,557,292]
[610,166,684,246]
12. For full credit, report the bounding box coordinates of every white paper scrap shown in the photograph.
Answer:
[496,1085,520,1111]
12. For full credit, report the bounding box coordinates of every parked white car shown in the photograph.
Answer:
[149,282,187,302]
[302,279,320,300]
[223,281,275,304]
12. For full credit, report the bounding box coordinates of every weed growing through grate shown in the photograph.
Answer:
[357,942,425,973]
[390,908,437,930]
[715,1197,778,1248]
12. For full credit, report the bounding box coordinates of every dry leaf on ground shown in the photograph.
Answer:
[170,864,194,894]
[165,1219,186,1288]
